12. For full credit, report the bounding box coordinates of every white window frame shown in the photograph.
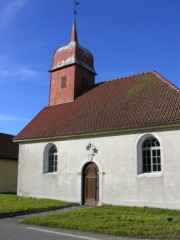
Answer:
[48,145,58,173]
[142,137,161,173]
[43,143,58,174]
[135,133,163,177]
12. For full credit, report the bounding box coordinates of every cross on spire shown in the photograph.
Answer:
[74,1,80,19]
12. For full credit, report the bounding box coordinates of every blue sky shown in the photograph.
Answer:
[0,0,179,135]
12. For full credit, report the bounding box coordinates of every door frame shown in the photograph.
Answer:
[82,162,99,205]
[78,158,103,206]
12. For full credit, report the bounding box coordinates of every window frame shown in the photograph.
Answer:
[135,133,163,177]
[48,145,58,173]
[43,143,58,174]
[142,137,161,173]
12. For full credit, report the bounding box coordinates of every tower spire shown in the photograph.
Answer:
[70,1,79,42]
[70,19,78,42]
[49,0,96,106]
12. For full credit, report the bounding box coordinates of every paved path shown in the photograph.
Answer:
[3,205,88,222]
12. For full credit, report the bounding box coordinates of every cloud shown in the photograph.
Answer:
[16,67,39,78]
[0,114,29,122]
[0,0,29,28]
[0,66,39,80]
[0,64,49,86]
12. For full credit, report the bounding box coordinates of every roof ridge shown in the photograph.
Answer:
[0,132,14,137]
[102,71,153,83]
[151,71,180,93]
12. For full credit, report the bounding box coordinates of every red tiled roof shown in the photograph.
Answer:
[0,133,19,159]
[15,71,180,141]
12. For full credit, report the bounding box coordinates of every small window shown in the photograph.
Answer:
[142,137,161,173]
[82,77,88,89]
[48,145,57,172]
[61,76,66,88]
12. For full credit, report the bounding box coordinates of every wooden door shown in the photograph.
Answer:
[83,163,99,205]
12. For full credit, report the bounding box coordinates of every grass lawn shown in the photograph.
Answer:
[0,194,70,215]
[23,205,180,239]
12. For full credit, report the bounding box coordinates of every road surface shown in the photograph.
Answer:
[0,219,146,240]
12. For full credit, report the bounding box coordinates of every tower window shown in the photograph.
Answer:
[61,76,67,88]
[82,77,88,89]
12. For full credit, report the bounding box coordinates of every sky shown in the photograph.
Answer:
[0,0,179,135]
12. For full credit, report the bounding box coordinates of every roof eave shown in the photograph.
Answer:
[49,61,97,75]
[0,156,18,160]
[14,122,180,143]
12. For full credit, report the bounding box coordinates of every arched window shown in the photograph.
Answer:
[142,137,161,173]
[48,145,57,173]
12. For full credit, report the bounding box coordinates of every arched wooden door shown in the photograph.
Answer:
[83,162,99,205]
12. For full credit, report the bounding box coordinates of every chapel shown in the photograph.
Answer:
[14,19,180,208]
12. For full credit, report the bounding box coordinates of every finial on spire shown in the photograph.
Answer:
[74,1,80,18]
[71,1,79,42]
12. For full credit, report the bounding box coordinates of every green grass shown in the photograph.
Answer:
[23,205,180,239]
[0,194,70,214]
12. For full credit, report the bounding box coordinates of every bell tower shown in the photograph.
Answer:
[49,20,96,106]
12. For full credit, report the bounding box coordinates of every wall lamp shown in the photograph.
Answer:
[86,143,98,154]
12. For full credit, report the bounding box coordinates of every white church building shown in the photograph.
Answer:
[14,20,180,209]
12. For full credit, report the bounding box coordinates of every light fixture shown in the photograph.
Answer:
[86,143,98,154]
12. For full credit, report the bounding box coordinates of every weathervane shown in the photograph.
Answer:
[74,1,80,19]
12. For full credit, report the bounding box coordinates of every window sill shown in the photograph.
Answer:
[137,172,163,178]
[42,172,58,176]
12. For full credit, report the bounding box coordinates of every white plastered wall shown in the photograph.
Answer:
[17,129,180,209]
